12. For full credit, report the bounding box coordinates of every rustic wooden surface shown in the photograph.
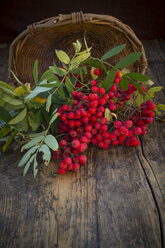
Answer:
[0,40,165,248]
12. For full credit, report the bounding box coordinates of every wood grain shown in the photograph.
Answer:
[0,40,165,248]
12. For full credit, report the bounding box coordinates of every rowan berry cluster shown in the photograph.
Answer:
[53,71,155,174]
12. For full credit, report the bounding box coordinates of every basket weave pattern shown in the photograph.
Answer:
[8,12,148,85]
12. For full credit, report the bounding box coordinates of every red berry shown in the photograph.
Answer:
[114,77,121,83]
[64,157,72,165]
[103,131,110,139]
[85,125,92,132]
[125,120,133,128]
[74,163,80,170]
[98,106,105,113]
[90,116,97,122]
[84,131,92,139]
[99,98,106,105]
[94,68,101,75]
[79,155,87,165]
[73,100,79,106]
[68,112,75,119]
[112,139,118,146]
[72,139,80,148]
[89,108,96,115]
[109,104,116,111]
[77,127,84,133]
[90,100,98,108]
[80,136,88,143]
[68,120,75,129]
[99,117,107,125]
[100,124,108,132]
[75,120,82,127]
[81,110,88,117]
[99,87,106,95]
[114,121,122,129]
[98,141,104,148]
[91,80,97,86]
[119,126,129,136]
[91,86,99,93]
[91,128,97,135]
[146,100,155,110]
[96,111,102,118]
[58,168,66,174]
[60,161,67,169]
[62,104,68,111]
[109,133,117,141]
[88,93,96,101]
[108,91,115,98]
[94,122,101,129]
[82,95,88,101]
[79,143,88,152]
[59,139,67,147]
[133,127,142,135]
[82,117,89,123]
[104,138,111,145]
[60,114,67,121]
[95,134,103,142]
[103,94,109,101]
[110,85,117,92]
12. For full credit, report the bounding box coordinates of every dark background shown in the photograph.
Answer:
[0,0,165,42]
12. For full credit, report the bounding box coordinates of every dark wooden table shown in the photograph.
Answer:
[0,40,165,248]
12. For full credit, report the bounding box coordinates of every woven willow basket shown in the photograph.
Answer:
[8,12,148,86]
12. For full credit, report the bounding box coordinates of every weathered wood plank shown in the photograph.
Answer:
[0,40,165,248]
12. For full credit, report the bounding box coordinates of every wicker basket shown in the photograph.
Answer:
[8,12,148,86]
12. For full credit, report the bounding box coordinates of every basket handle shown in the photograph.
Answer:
[54,11,86,24]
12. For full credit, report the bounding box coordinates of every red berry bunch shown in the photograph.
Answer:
[53,70,156,174]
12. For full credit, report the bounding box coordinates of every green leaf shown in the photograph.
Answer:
[44,134,59,151]
[49,65,66,77]
[71,53,90,67]
[115,52,142,69]
[50,112,59,125]
[65,77,74,94]
[2,129,17,152]
[18,146,38,167]
[33,59,38,84]
[0,126,10,139]
[33,156,38,177]
[0,106,12,123]
[40,69,60,83]
[126,72,149,82]
[130,80,143,93]
[101,44,126,60]
[55,50,70,64]
[0,85,17,96]
[85,59,106,72]
[39,144,51,166]
[154,106,162,116]
[23,154,36,176]
[9,108,27,125]
[136,92,144,107]
[32,111,40,131]
[21,135,44,151]
[37,82,58,88]
[120,76,129,91]
[9,70,27,91]
[157,104,165,111]
[73,40,82,53]
[80,67,83,82]
[102,68,116,92]
[29,131,45,138]
[147,86,163,97]
[21,116,29,132]
[2,95,23,105]
[58,86,67,100]
[46,94,52,112]
[0,81,15,91]
[25,80,52,101]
